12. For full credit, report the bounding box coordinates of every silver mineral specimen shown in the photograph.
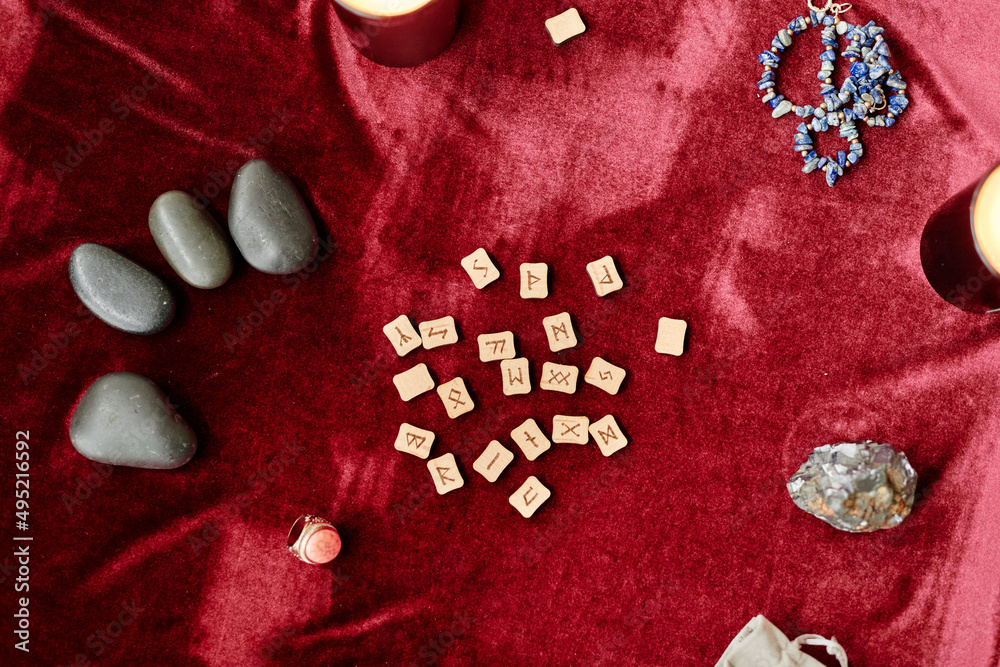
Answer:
[787,441,917,533]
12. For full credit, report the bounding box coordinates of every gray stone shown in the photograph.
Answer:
[836,20,848,35]
[149,191,234,289]
[778,29,792,47]
[69,243,175,335]
[228,160,319,274]
[69,372,197,469]
[771,99,793,119]
[787,441,917,532]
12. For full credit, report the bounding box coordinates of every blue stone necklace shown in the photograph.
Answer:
[758,0,909,186]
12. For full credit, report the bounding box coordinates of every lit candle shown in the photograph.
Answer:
[921,163,1000,312]
[972,167,1000,278]
[332,0,460,67]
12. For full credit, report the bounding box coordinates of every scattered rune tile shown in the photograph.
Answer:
[501,357,532,396]
[520,263,549,299]
[545,8,586,45]
[510,476,551,518]
[460,248,500,289]
[586,255,624,297]
[655,317,687,356]
[393,363,435,402]
[478,331,516,362]
[540,361,579,394]
[437,377,474,419]
[552,415,589,444]
[394,423,435,459]
[419,316,459,349]
[542,311,578,352]
[584,357,626,395]
[511,418,551,461]
[473,440,514,483]
[590,414,627,457]
[427,453,464,495]
[382,314,421,357]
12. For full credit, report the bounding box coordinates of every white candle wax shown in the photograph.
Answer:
[973,167,1000,274]
[337,0,433,16]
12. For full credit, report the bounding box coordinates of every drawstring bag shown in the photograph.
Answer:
[715,615,849,667]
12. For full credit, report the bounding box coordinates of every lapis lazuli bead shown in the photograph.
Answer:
[797,122,809,134]
[759,52,780,66]
[768,95,786,109]
[850,62,868,78]
[823,15,835,25]
[837,150,847,167]
[817,157,828,169]
[805,150,817,161]
[820,84,836,96]
[841,78,858,94]
[843,109,855,121]
[886,72,906,89]
[772,36,786,51]
[826,164,838,187]
[847,152,860,164]
[811,117,828,132]
[885,117,895,127]
[850,143,863,154]
[869,65,888,80]
[819,49,836,61]
[803,158,820,174]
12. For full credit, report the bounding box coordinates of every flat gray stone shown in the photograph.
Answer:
[778,29,791,47]
[69,372,197,469]
[149,191,234,289]
[228,160,319,275]
[69,243,175,335]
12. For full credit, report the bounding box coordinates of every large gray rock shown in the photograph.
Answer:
[69,372,197,469]
[149,191,234,289]
[68,243,175,335]
[228,159,319,274]
[787,441,917,532]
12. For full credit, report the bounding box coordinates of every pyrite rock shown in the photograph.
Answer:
[787,441,917,532]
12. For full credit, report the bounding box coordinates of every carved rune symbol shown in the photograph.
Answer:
[427,327,448,339]
[599,266,614,285]
[526,271,541,289]
[436,466,455,484]
[599,370,613,381]
[447,389,467,409]
[406,433,426,450]
[523,486,538,506]
[486,452,500,469]
[524,431,539,448]
[486,339,505,354]
[548,369,571,385]
[472,259,488,276]
[395,326,413,345]
[560,423,581,437]
[506,368,524,385]
[597,426,618,445]
[550,323,568,340]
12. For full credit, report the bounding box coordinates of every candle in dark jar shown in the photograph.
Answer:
[921,163,1000,313]
[332,0,461,67]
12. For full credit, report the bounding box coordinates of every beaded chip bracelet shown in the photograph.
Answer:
[757,0,909,186]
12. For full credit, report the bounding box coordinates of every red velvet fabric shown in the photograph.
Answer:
[2,0,1000,665]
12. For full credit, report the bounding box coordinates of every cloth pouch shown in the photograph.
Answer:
[715,615,849,667]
